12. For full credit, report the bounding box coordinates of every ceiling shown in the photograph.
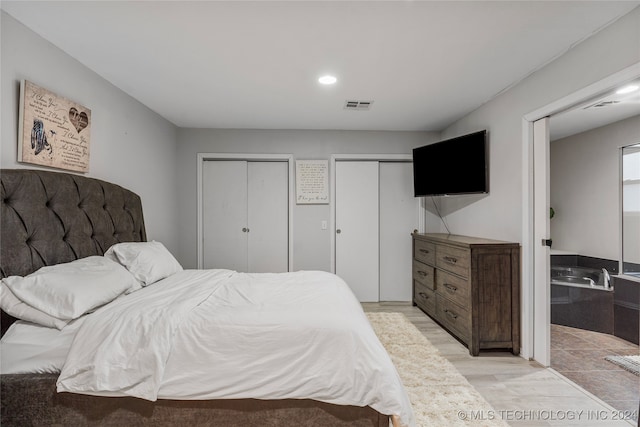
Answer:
[550,78,640,140]
[3,1,639,132]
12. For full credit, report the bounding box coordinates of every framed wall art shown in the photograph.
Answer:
[18,80,91,173]
[296,159,329,204]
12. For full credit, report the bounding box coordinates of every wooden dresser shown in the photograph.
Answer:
[412,233,520,356]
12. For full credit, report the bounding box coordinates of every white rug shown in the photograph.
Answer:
[367,312,509,427]
[604,354,640,376]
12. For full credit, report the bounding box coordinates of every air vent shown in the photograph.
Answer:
[344,100,373,111]
[583,100,621,109]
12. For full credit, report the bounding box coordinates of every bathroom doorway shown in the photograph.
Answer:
[546,88,640,419]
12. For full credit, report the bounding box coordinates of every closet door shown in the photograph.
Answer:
[202,160,289,273]
[247,161,288,273]
[335,161,379,302]
[335,160,418,302]
[379,162,418,301]
[202,160,248,271]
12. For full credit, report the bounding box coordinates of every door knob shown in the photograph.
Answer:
[242,227,248,232]
[336,229,341,234]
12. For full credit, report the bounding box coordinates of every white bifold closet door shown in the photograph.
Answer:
[335,161,418,302]
[202,160,288,273]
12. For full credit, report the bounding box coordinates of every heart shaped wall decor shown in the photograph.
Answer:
[69,107,89,134]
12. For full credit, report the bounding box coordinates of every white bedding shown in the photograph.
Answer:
[4,269,415,426]
[1,270,415,426]
[1,317,85,374]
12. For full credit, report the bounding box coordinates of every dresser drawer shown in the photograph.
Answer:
[414,239,435,265]
[412,233,520,356]
[436,270,470,308]
[413,260,435,289]
[436,294,471,341]
[436,245,470,278]
[414,281,435,314]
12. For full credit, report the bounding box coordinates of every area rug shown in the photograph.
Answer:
[604,354,640,376]
[366,312,509,427]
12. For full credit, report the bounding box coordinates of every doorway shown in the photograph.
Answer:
[524,62,640,365]
[547,125,640,418]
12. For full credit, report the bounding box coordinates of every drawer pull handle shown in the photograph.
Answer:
[443,283,458,292]
[444,309,458,320]
[418,292,429,299]
[443,256,458,264]
[417,270,427,277]
[419,249,430,254]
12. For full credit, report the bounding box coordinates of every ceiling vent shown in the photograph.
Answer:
[344,100,373,111]
[583,100,621,109]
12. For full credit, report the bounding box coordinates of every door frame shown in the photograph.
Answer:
[196,153,294,270]
[330,154,425,273]
[521,61,640,363]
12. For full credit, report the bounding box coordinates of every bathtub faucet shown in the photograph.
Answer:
[602,268,611,289]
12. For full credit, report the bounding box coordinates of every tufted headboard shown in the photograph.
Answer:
[1,169,146,333]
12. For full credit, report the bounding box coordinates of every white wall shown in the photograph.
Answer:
[175,129,439,270]
[1,12,180,254]
[4,5,639,272]
[429,7,640,246]
[550,115,640,261]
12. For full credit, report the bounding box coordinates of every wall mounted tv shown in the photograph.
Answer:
[412,130,488,197]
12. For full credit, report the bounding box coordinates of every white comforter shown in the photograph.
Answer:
[56,269,415,427]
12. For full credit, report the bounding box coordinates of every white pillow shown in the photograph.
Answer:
[2,256,138,321]
[105,241,183,286]
[0,282,68,330]
[103,249,143,294]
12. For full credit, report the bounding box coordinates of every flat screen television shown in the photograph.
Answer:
[412,130,488,197]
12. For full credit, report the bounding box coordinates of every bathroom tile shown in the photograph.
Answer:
[551,330,578,349]
[551,349,625,372]
[570,329,637,349]
[552,332,595,350]
[550,324,639,422]
[575,255,618,273]
[560,370,639,402]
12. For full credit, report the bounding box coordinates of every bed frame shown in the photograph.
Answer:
[0,169,389,427]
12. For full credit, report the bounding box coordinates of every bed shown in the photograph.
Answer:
[0,169,413,427]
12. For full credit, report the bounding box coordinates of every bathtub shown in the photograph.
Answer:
[550,266,612,291]
[551,265,614,333]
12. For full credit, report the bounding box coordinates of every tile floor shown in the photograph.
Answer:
[550,323,639,419]
[363,302,639,426]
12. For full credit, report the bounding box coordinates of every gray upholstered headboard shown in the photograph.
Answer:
[1,169,146,333]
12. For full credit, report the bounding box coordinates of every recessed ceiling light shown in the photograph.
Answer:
[318,75,337,85]
[616,85,639,95]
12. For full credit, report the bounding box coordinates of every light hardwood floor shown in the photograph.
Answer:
[362,302,638,427]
